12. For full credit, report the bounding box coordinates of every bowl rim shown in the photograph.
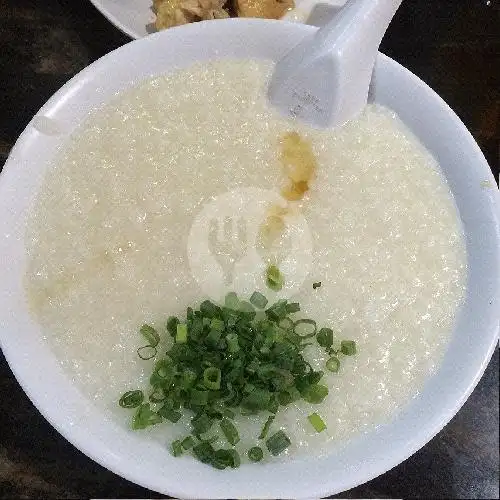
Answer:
[1,18,499,498]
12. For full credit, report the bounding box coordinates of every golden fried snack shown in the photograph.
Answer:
[235,0,294,19]
[155,0,229,30]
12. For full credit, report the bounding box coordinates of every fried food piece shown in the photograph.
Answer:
[154,0,183,29]
[235,0,294,19]
[154,0,229,30]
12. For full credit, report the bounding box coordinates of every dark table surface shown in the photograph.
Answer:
[1,1,499,498]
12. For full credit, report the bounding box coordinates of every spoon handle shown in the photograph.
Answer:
[268,0,402,128]
[314,0,402,56]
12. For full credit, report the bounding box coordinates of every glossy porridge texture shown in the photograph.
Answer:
[25,59,466,457]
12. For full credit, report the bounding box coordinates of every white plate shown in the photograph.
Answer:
[88,0,346,38]
[1,18,499,498]
[89,0,155,38]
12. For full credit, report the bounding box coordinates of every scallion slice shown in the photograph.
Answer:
[248,446,264,462]
[181,436,195,450]
[171,439,183,457]
[132,403,162,430]
[191,413,213,434]
[250,291,269,309]
[140,324,160,347]
[258,415,275,440]
[307,412,326,432]
[190,388,209,406]
[176,323,188,343]
[293,319,317,338]
[316,327,333,349]
[301,383,329,404]
[341,340,357,355]
[220,418,240,445]
[213,448,240,469]
[266,264,284,291]
[203,367,221,390]
[136,345,157,360]
[286,302,300,314]
[266,430,291,456]
[224,292,239,309]
[119,390,144,408]
[158,406,182,423]
[166,316,179,337]
[326,356,340,373]
[192,441,215,464]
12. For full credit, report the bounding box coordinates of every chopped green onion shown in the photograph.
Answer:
[179,369,197,389]
[293,319,317,338]
[278,317,294,331]
[140,324,160,347]
[132,403,162,430]
[301,383,329,404]
[191,413,213,434]
[307,412,326,432]
[278,387,301,406]
[326,356,340,373]
[266,430,291,456]
[227,449,241,468]
[248,446,264,462]
[265,299,288,322]
[192,441,215,464]
[121,294,358,470]
[210,318,225,331]
[258,415,275,439]
[267,395,279,414]
[203,434,220,444]
[190,388,209,406]
[220,418,240,445]
[136,345,157,360]
[200,300,222,318]
[205,328,222,347]
[316,327,333,349]
[176,323,188,343]
[312,282,321,289]
[226,333,240,353]
[181,436,195,450]
[166,316,179,337]
[241,388,272,412]
[250,291,269,309]
[149,386,166,403]
[119,390,144,408]
[224,292,239,309]
[158,406,182,423]
[203,367,221,390]
[286,302,300,314]
[266,264,284,291]
[171,439,183,457]
[213,448,240,469]
[341,340,357,356]
[307,370,323,385]
[223,408,235,419]
[238,300,255,316]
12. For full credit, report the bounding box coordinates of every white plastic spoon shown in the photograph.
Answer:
[268,0,402,128]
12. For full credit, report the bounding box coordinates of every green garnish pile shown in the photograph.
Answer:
[119,291,356,469]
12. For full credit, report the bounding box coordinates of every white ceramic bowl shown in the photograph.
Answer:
[0,19,499,498]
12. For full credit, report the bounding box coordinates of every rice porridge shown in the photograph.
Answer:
[25,59,466,459]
